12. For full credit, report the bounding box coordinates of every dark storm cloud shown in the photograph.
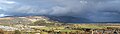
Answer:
[0,0,120,22]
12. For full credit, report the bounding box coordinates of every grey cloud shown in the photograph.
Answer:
[0,0,120,22]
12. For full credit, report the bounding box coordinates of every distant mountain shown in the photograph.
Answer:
[1,15,120,23]
[0,16,59,25]
[45,16,92,23]
[2,15,92,23]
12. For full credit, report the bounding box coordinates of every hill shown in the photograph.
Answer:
[0,16,59,25]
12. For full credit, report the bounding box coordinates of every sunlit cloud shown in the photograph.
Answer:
[80,1,88,3]
[0,7,2,9]
[0,0,16,4]
[0,0,17,11]
[0,14,10,17]
[5,1,16,4]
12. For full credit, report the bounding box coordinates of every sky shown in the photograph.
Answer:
[0,0,120,22]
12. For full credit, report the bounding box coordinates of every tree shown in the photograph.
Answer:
[14,30,21,34]
[34,20,46,25]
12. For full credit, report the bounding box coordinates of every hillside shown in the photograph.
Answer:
[45,16,92,23]
[0,16,58,25]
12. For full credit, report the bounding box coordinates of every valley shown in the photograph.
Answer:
[0,16,120,34]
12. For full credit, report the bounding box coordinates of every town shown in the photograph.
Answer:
[0,16,120,34]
